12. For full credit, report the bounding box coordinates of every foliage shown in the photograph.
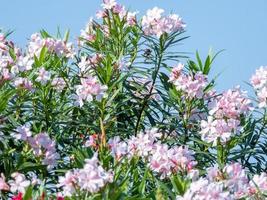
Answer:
[0,1,267,200]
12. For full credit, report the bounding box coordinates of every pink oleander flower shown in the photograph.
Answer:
[0,33,5,41]
[36,67,51,85]
[250,66,267,108]
[58,154,113,196]
[8,172,30,194]
[126,12,137,26]
[177,178,232,200]
[28,33,75,58]
[108,136,128,160]
[0,173,9,191]
[75,76,107,107]
[80,19,96,45]
[149,143,171,178]
[1,68,12,80]
[78,56,92,73]
[51,77,66,92]
[209,86,252,119]
[96,10,108,19]
[223,163,249,198]
[101,0,117,10]
[133,128,161,157]
[18,131,59,170]
[170,63,208,99]
[34,133,59,170]
[200,87,252,145]
[251,66,267,89]
[200,117,234,145]
[84,134,98,148]
[28,33,44,57]
[58,170,78,197]
[112,4,125,15]
[16,55,34,72]
[168,146,196,172]
[249,172,267,195]
[169,63,184,82]
[11,124,32,141]
[14,77,34,91]
[142,7,185,38]
[178,163,249,200]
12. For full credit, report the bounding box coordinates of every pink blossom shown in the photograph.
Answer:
[75,76,107,107]
[112,4,125,15]
[257,86,267,108]
[108,136,128,160]
[0,173,9,191]
[96,10,107,19]
[250,66,267,107]
[8,172,30,194]
[249,172,267,194]
[169,63,184,82]
[0,33,5,42]
[58,154,113,196]
[58,170,78,197]
[36,67,51,85]
[101,0,117,10]
[126,12,137,26]
[170,64,208,99]
[85,134,98,148]
[14,77,34,91]
[51,77,66,92]
[142,7,185,38]
[16,55,34,72]
[21,131,59,170]
[28,33,75,58]
[11,124,32,141]
[201,87,252,145]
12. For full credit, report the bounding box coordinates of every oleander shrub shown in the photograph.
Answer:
[1,0,267,199]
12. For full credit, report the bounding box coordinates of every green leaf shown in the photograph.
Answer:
[23,186,33,200]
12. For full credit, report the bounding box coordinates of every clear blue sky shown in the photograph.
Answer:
[1,0,267,91]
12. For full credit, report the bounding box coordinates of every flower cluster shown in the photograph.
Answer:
[200,87,252,145]
[0,35,22,83]
[8,173,31,194]
[0,172,40,197]
[108,129,196,179]
[250,66,267,108]
[28,33,75,58]
[80,0,137,46]
[36,67,51,85]
[12,125,59,170]
[74,76,107,107]
[170,63,208,99]
[149,144,196,179]
[142,7,185,38]
[58,153,113,197]
[100,0,137,26]
[178,163,248,199]
[249,172,267,196]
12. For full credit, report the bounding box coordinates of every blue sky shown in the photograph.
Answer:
[1,0,267,91]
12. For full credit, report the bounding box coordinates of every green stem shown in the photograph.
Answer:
[134,41,165,135]
[217,139,226,168]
